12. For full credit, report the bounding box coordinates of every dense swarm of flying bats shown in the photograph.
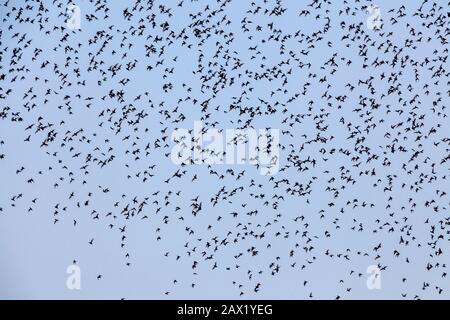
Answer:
[0,0,449,299]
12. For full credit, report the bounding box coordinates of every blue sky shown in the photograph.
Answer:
[0,0,448,299]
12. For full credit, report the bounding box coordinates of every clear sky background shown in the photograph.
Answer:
[0,0,448,299]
